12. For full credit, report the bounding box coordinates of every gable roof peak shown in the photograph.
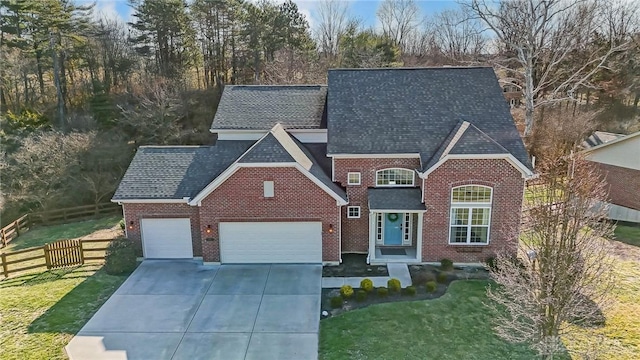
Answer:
[270,123,313,170]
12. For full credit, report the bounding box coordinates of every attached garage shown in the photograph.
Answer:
[140,218,193,259]
[219,222,322,263]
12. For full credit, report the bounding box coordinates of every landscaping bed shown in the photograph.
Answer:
[322,253,388,277]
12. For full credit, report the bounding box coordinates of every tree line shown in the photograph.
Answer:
[0,0,638,221]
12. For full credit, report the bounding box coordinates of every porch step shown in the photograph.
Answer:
[387,263,412,287]
[322,264,412,289]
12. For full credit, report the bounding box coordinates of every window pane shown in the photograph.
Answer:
[451,208,469,225]
[450,227,468,243]
[376,169,414,186]
[452,186,491,203]
[348,173,360,184]
[471,208,490,225]
[470,227,488,243]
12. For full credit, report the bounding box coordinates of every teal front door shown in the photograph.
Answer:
[383,213,403,245]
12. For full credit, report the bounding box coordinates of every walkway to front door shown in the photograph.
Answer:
[66,261,321,360]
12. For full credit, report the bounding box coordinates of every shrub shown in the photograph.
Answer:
[340,285,354,299]
[404,286,416,296]
[485,256,498,271]
[360,278,374,292]
[104,238,137,275]
[377,287,389,297]
[119,219,125,230]
[330,296,343,308]
[412,270,436,286]
[387,278,402,293]
[425,281,437,293]
[356,290,367,302]
[440,258,454,271]
[437,272,448,284]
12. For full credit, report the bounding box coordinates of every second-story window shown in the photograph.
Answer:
[376,168,414,186]
[347,172,361,185]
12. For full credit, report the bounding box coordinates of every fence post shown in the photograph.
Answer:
[44,245,51,270]
[79,240,85,265]
[1,253,8,278]
[15,219,21,237]
[1,229,6,247]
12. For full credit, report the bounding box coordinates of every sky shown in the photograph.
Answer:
[87,0,462,28]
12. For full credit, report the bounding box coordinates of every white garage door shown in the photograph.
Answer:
[141,218,193,259]
[219,222,322,263]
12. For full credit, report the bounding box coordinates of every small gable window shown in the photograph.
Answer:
[376,168,414,187]
[347,172,361,185]
[347,206,361,219]
[263,181,274,198]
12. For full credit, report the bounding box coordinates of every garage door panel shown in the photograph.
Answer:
[141,218,193,259]
[219,222,322,263]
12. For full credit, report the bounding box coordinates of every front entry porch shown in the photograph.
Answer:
[369,212,422,263]
[367,188,426,264]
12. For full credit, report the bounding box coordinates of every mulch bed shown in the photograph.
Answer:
[322,254,388,277]
[321,264,491,317]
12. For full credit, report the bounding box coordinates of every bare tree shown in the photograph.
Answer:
[428,8,486,62]
[487,152,616,359]
[376,0,421,51]
[462,0,636,138]
[313,0,353,59]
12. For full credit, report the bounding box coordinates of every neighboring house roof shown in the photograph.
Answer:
[211,85,327,130]
[582,131,637,150]
[112,141,254,200]
[326,67,531,170]
[368,188,426,211]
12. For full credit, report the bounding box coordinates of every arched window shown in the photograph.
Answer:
[449,185,492,244]
[376,168,414,187]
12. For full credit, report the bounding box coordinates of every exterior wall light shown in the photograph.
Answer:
[328,224,334,234]
[206,225,212,234]
[128,221,134,230]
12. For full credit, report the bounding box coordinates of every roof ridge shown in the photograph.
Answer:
[270,123,313,170]
[440,121,470,159]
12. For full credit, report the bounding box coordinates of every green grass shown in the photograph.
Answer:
[614,225,640,247]
[0,264,129,360]
[4,216,122,251]
[319,280,537,360]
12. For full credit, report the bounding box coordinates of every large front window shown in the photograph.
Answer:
[449,185,492,244]
[376,168,414,186]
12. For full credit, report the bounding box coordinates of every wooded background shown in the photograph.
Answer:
[1,0,639,225]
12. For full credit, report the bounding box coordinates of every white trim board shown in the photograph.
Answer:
[420,154,534,179]
[329,153,421,159]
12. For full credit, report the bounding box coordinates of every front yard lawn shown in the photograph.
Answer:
[3,215,122,251]
[319,280,537,360]
[0,264,128,360]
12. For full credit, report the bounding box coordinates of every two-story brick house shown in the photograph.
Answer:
[113,67,534,265]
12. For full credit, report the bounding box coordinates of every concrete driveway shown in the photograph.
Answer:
[65,261,321,360]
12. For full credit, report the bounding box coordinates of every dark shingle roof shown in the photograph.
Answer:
[449,123,509,155]
[295,139,347,202]
[368,188,426,211]
[113,141,253,200]
[327,67,531,169]
[238,133,295,163]
[211,85,327,130]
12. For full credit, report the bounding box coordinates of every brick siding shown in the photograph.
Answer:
[591,162,640,211]
[422,159,524,262]
[333,157,421,253]
[198,167,341,262]
[122,203,202,257]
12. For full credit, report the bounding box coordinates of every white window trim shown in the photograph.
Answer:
[448,185,492,245]
[375,168,415,187]
[347,206,361,219]
[347,172,361,185]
